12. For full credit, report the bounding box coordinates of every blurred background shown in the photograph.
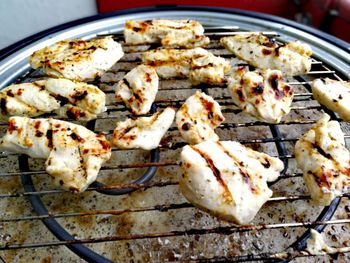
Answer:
[0,0,349,50]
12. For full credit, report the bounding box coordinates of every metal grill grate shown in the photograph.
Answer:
[0,25,349,263]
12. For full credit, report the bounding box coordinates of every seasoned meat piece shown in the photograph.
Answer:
[0,78,106,121]
[176,91,225,144]
[220,33,312,76]
[142,48,230,85]
[124,19,210,48]
[180,140,284,224]
[312,78,350,122]
[115,65,158,115]
[228,67,293,123]
[295,114,350,205]
[30,36,124,81]
[0,117,111,192]
[112,107,175,150]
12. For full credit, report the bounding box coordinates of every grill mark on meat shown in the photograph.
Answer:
[182,122,191,131]
[70,132,84,143]
[274,44,286,56]
[261,158,271,168]
[0,98,8,115]
[35,130,44,137]
[8,119,19,133]
[76,146,87,179]
[190,145,233,203]
[313,143,332,159]
[217,142,258,194]
[99,140,110,151]
[115,126,134,140]
[51,94,69,106]
[268,74,284,99]
[66,107,87,120]
[236,88,245,102]
[6,90,14,97]
[199,96,216,122]
[262,48,272,55]
[32,82,46,91]
[192,63,214,70]
[46,129,53,149]
[34,121,41,129]
[133,90,144,103]
[72,90,88,101]
[122,78,133,90]
[252,83,264,94]
[145,72,152,83]
[150,111,161,124]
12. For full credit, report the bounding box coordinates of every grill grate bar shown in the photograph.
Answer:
[4,191,348,223]
[1,219,349,250]
[0,173,308,198]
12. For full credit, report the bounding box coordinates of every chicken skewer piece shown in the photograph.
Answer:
[228,67,294,123]
[124,19,210,48]
[112,107,175,150]
[142,47,231,85]
[0,78,106,121]
[180,140,284,224]
[0,117,111,192]
[220,33,312,76]
[30,36,124,81]
[295,114,350,205]
[115,65,158,115]
[176,91,225,144]
[312,78,350,122]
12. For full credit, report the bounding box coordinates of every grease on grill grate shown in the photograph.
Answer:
[0,27,349,263]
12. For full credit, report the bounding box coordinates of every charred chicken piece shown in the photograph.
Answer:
[220,33,312,76]
[142,47,231,85]
[176,91,225,144]
[0,78,106,121]
[124,19,210,48]
[112,107,175,150]
[312,78,350,122]
[30,36,124,81]
[228,67,293,123]
[0,117,111,192]
[180,140,284,224]
[115,65,158,115]
[295,114,350,205]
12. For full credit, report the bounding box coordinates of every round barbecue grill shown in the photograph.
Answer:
[0,6,349,263]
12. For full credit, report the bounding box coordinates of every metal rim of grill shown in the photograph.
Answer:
[0,6,350,263]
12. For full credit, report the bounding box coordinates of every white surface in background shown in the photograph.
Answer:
[0,0,98,50]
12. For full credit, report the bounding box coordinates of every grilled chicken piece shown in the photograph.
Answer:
[115,65,158,115]
[0,117,111,192]
[176,91,225,144]
[124,20,210,48]
[220,33,312,76]
[228,67,294,123]
[112,107,175,150]
[295,114,350,205]
[30,36,124,81]
[0,78,106,121]
[142,48,231,85]
[312,78,350,122]
[180,140,284,224]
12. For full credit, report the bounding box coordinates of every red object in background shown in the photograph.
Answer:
[97,0,350,43]
[97,0,297,18]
